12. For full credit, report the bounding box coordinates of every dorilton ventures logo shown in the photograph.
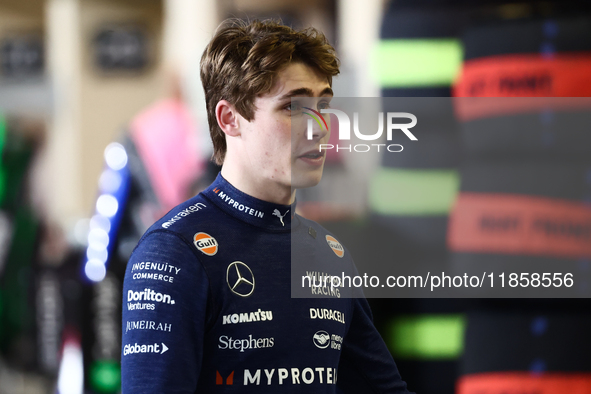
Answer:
[193,232,218,256]
[306,108,417,153]
[127,288,175,304]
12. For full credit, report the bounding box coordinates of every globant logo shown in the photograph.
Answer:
[123,342,168,356]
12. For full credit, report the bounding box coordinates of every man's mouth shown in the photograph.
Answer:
[297,149,325,166]
[299,151,324,159]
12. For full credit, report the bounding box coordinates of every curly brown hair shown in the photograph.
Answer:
[200,19,340,165]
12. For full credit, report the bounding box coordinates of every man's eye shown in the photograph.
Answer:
[317,101,330,110]
[287,102,302,111]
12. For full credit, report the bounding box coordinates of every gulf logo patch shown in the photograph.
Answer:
[326,235,344,258]
[193,232,218,256]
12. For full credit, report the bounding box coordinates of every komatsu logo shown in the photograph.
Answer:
[222,309,273,324]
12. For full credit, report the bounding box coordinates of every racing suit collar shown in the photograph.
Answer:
[203,173,297,232]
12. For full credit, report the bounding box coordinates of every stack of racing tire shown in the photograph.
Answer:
[451,15,591,393]
[369,3,479,393]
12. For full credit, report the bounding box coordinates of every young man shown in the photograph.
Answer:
[121,20,411,393]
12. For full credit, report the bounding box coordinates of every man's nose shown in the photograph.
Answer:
[307,117,329,141]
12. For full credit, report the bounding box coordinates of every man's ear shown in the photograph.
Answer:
[216,100,241,137]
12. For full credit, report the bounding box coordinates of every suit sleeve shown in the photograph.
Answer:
[121,231,210,393]
[336,252,413,394]
[337,297,413,393]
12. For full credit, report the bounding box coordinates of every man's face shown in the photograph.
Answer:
[239,62,333,193]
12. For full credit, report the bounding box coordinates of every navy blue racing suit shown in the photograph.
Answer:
[121,174,411,393]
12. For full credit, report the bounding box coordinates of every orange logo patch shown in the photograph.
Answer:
[326,235,344,258]
[193,232,218,256]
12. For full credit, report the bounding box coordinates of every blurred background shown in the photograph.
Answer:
[1,0,591,393]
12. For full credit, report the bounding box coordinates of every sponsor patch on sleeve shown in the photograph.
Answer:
[325,235,344,258]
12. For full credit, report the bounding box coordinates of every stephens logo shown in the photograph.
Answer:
[193,232,218,256]
[326,235,344,258]
[218,335,274,352]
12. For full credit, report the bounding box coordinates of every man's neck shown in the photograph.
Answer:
[220,165,295,205]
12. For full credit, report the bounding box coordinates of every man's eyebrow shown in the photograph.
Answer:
[278,87,334,101]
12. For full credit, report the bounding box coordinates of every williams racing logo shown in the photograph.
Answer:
[325,235,344,258]
[193,232,218,256]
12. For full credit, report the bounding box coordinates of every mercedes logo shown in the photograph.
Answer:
[226,261,255,297]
